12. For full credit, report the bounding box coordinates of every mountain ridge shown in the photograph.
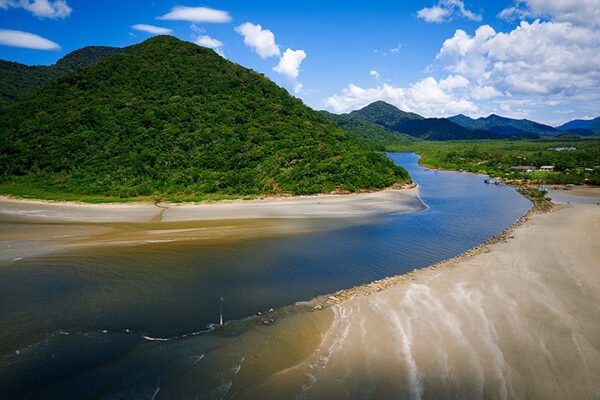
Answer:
[330,101,499,141]
[0,46,121,104]
[557,116,600,134]
[448,113,555,136]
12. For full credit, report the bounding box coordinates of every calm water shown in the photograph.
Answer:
[0,153,531,398]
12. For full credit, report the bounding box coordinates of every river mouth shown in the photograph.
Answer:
[0,153,532,398]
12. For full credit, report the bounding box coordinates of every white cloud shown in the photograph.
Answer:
[0,0,71,19]
[0,28,60,50]
[417,5,451,23]
[417,0,482,23]
[370,69,380,80]
[131,24,172,35]
[235,22,280,59]
[390,43,402,54]
[324,78,479,116]
[158,6,231,23]
[195,35,223,49]
[470,85,502,100]
[439,74,470,90]
[190,23,205,33]
[499,0,600,27]
[293,82,303,94]
[436,21,600,98]
[273,48,306,79]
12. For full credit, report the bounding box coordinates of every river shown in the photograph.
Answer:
[0,153,532,398]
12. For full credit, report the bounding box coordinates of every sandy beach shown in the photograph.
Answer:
[0,187,423,223]
[228,203,600,398]
[0,187,424,262]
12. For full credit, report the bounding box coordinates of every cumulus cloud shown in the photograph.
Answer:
[436,21,600,97]
[273,48,306,79]
[324,78,479,116]
[326,0,599,123]
[439,74,470,90]
[499,0,600,27]
[417,0,481,23]
[370,69,380,80]
[195,35,223,49]
[0,0,71,19]
[158,6,231,23]
[0,28,60,50]
[131,24,172,35]
[235,22,280,59]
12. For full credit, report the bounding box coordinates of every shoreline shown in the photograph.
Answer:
[0,182,417,206]
[306,200,541,310]
[0,184,423,223]
[242,201,600,398]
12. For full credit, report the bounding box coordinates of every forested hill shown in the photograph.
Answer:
[0,46,120,104]
[0,36,409,198]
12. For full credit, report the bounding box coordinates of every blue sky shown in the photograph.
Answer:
[1,0,599,125]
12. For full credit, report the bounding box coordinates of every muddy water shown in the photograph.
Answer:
[0,153,533,398]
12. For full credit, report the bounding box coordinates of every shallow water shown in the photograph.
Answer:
[0,153,532,398]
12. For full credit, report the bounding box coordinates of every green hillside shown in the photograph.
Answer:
[0,36,409,199]
[320,110,416,150]
[0,46,120,105]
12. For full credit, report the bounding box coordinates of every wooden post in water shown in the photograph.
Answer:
[219,297,224,329]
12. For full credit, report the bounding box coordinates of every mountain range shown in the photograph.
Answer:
[0,36,409,198]
[556,117,600,134]
[323,101,599,142]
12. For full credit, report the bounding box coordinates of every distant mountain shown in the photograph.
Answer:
[0,36,409,197]
[345,101,498,141]
[556,117,600,134]
[0,46,120,104]
[449,113,554,136]
[320,110,415,149]
[349,101,423,127]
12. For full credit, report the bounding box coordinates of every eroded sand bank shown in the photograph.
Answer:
[0,187,423,223]
[229,204,600,399]
[0,188,424,262]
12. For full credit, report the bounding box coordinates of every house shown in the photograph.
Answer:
[510,166,536,173]
[548,146,576,151]
[540,165,555,171]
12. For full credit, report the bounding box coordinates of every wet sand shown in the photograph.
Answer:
[0,188,424,262]
[0,187,422,223]
[232,203,600,399]
[554,186,600,199]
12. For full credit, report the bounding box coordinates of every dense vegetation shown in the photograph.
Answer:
[340,101,499,140]
[0,46,120,104]
[449,114,557,136]
[393,139,600,185]
[320,110,415,150]
[0,36,410,199]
